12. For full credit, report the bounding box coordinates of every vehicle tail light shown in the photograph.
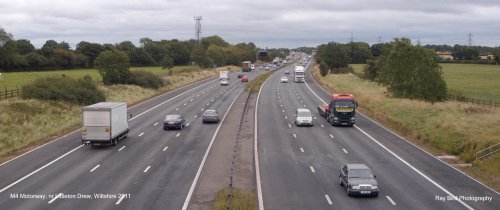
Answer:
[82,128,87,132]
[105,127,110,132]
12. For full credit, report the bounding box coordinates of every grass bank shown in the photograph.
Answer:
[312,65,500,191]
[213,188,256,210]
[0,66,238,163]
[0,66,197,90]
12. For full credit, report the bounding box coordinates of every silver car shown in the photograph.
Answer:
[295,108,313,126]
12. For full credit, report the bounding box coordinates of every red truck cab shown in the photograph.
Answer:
[318,94,357,126]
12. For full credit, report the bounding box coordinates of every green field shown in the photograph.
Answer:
[0,66,197,91]
[349,63,500,103]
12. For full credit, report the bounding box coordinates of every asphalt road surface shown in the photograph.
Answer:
[0,70,262,210]
[256,59,499,210]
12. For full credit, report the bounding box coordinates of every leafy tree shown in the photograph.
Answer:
[0,26,13,47]
[190,44,211,67]
[26,52,48,68]
[15,39,35,55]
[95,50,130,85]
[129,48,155,66]
[76,41,104,67]
[319,61,329,77]
[201,35,229,49]
[363,59,378,81]
[377,39,447,102]
[346,42,373,63]
[206,44,226,66]
[316,42,349,70]
[116,41,136,52]
[161,56,174,70]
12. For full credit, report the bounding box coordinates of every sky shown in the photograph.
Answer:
[1,0,499,49]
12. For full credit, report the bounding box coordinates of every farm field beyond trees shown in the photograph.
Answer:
[0,66,196,91]
[349,63,500,103]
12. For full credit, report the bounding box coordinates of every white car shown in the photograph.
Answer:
[280,77,288,83]
[220,79,229,86]
[284,69,290,74]
[295,108,313,126]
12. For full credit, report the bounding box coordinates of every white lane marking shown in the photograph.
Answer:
[0,145,83,193]
[288,124,292,128]
[197,94,200,97]
[176,133,181,138]
[176,108,179,111]
[118,146,126,151]
[90,164,101,172]
[300,148,304,153]
[154,122,158,126]
[201,108,204,111]
[206,103,210,106]
[211,99,214,102]
[313,116,317,119]
[280,104,283,107]
[310,166,316,173]
[163,146,168,152]
[329,134,334,139]
[184,103,187,106]
[190,98,193,101]
[138,132,144,137]
[144,166,151,173]
[386,196,397,205]
[282,109,285,113]
[186,122,190,127]
[321,124,324,128]
[194,115,198,118]
[285,116,288,119]
[292,134,297,138]
[115,194,126,205]
[300,100,303,103]
[303,105,306,107]
[48,193,63,204]
[342,148,348,154]
[298,96,301,99]
[182,88,244,210]
[325,194,333,205]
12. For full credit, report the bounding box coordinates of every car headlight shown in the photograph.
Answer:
[351,117,355,120]
[351,185,360,190]
[334,117,338,120]
[372,185,378,190]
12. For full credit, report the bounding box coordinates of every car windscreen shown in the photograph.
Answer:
[165,115,179,120]
[204,111,216,116]
[349,169,373,178]
[297,111,311,117]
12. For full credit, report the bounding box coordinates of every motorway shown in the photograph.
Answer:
[0,70,262,210]
[256,59,499,210]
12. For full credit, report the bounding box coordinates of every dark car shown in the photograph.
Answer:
[202,110,220,123]
[237,72,244,78]
[163,114,185,130]
[339,164,379,197]
[241,75,249,82]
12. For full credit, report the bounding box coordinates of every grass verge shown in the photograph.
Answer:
[245,71,273,93]
[311,65,500,191]
[0,66,238,163]
[213,188,257,210]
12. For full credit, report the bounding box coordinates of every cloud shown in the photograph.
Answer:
[0,0,499,48]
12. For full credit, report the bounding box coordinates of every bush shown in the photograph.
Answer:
[319,61,329,76]
[95,50,130,85]
[363,59,379,81]
[128,70,164,89]
[22,75,105,105]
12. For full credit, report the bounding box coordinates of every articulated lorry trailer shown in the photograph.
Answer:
[82,102,129,146]
[318,94,358,126]
[242,61,252,72]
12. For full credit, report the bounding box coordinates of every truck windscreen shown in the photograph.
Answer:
[334,101,355,112]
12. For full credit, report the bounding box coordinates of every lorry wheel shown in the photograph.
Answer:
[111,139,117,146]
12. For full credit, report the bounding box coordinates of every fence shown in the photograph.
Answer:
[447,94,499,108]
[0,80,103,101]
[475,143,500,160]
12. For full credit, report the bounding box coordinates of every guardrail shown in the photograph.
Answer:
[475,143,500,160]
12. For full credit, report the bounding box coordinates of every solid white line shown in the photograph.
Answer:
[48,193,63,204]
[0,145,83,193]
[138,132,144,137]
[90,164,100,173]
[176,133,181,138]
[329,134,334,139]
[154,122,158,126]
[342,148,348,154]
[310,166,316,173]
[292,134,297,138]
[325,194,333,205]
[288,124,292,128]
[163,146,168,151]
[118,146,126,151]
[386,196,397,205]
[143,166,151,173]
[300,148,304,153]
[182,88,245,210]
[115,194,125,205]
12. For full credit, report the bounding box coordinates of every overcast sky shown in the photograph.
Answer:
[1,0,499,49]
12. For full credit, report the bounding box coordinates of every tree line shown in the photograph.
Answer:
[0,26,283,72]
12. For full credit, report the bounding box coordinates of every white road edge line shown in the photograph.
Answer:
[342,148,348,154]
[0,145,83,193]
[182,88,245,210]
[118,146,126,151]
[325,194,333,205]
[310,166,316,173]
[115,194,126,205]
[48,193,63,204]
[143,166,151,173]
[90,164,100,173]
[163,146,168,152]
[303,63,477,209]
[386,196,397,205]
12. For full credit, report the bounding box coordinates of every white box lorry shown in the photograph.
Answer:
[220,70,229,80]
[81,102,129,146]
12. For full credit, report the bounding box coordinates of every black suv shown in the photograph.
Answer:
[339,164,379,197]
